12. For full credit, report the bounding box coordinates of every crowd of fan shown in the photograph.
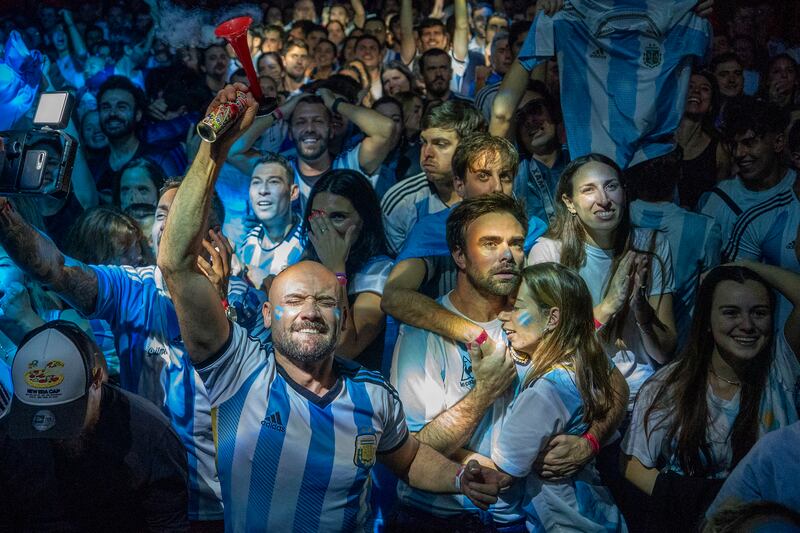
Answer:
[1,0,800,531]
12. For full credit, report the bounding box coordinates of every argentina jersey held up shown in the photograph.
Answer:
[517,0,710,168]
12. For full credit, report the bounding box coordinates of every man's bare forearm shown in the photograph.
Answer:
[452,0,469,61]
[381,287,482,343]
[399,0,416,65]
[158,143,218,275]
[406,440,462,493]
[416,388,494,457]
[0,200,97,315]
[338,102,394,144]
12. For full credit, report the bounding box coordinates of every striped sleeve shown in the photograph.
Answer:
[380,173,429,255]
[517,10,556,71]
[195,322,270,407]
[723,190,796,262]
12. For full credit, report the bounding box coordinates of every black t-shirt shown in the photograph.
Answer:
[92,141,187,199]
[0,384,189,532]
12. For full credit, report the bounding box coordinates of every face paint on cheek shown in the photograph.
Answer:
[274,305,284,321]
[518,311,533,327]
[334,308,341,321]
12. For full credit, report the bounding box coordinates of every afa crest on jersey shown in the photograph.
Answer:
[642,43,663,69]
[354,429,377,469]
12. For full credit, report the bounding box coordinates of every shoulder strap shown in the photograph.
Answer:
[710,187,742,216]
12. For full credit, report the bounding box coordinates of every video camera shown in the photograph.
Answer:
[0,92,78,198]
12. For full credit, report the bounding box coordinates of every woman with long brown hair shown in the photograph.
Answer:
[621,262,800,531]
[528,153,677,411]
[492,262,626,531]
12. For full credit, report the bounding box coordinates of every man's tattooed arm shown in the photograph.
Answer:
[0,198,98,316]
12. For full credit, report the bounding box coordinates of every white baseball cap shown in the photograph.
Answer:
[3,321,99,439]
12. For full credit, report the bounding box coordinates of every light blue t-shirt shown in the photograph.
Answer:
[726,189,799,335]
[706,421,800,517]
[493,367,626,532]
[380,172,448,255]
[698,169,797,251]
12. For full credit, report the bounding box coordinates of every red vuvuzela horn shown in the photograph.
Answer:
[214,16,264,103]
[197,16,278,142]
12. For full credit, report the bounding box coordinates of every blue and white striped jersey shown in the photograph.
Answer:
[698,169,797,251]
[726,189,799,333]
[390,293,526,522]
[517,0,710,167]
[474,80,501,122]
[198,323,408,532]
[349,256,394,298]
[630,200,721,350]
[493,367,626,532]
[237,220,306,287]
[380,172,449,255]
[87,265,267,521]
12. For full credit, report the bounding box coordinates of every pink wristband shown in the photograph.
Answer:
[582,432,600,455]
[473,330,489,346]
[335,272,348,286]
[273,107,284,121]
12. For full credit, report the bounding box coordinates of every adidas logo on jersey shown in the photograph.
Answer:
[590,48,606,59]
[261,411,286,432]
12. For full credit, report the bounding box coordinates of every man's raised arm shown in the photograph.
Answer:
[0,199,98,316]
[158,84,259,364]
[316,88,395,175]
[381,258,485,344]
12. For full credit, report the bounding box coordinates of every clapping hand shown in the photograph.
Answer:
[600,251,636,319]
[630,253,655,327]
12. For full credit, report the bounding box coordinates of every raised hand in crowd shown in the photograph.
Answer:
[197,228,233,301]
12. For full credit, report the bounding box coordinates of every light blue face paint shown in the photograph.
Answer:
[274,305,284,321]
[334,308,341,321]
[517,310,533,327]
